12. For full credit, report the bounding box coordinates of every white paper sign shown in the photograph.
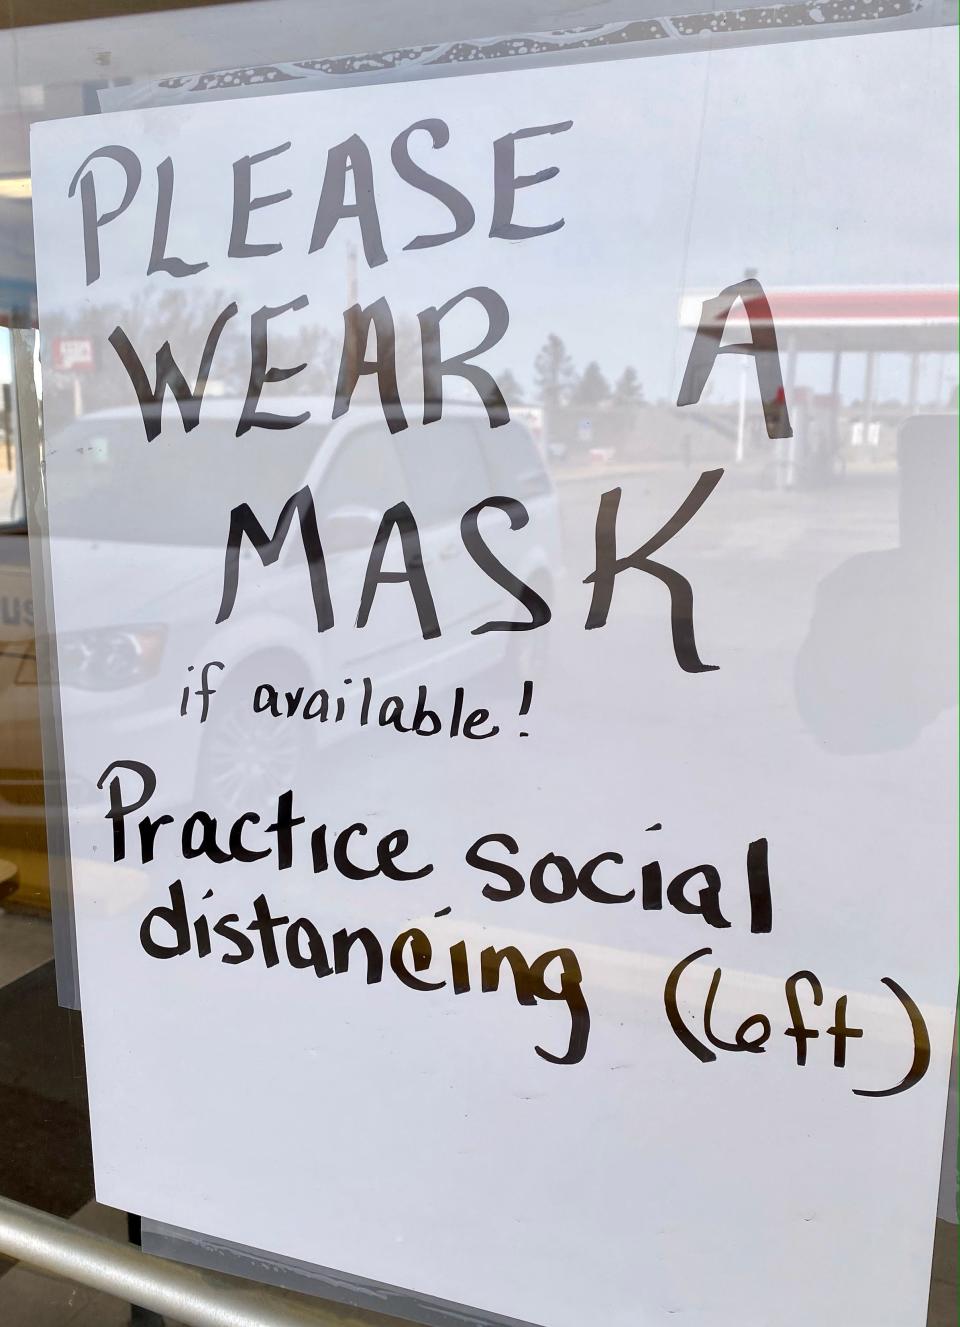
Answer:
[30,29,958,1327]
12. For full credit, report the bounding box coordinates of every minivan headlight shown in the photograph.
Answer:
[58,625,166,690]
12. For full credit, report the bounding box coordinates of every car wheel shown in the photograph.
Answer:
[196,673,305,813]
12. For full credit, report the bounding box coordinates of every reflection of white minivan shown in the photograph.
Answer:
[39,398,561,814]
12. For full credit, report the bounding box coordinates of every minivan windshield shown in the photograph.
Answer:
[49,417,331,544]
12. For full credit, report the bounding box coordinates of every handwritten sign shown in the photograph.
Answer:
[31,33,957,1327]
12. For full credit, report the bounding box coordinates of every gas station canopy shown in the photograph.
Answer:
[680,285,959,352]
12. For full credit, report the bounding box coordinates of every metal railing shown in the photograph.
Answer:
[0,1195,391,1327]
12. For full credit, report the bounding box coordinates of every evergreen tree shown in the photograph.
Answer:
[571,360,611,408]
[533,334,576,408]
[612,365,645,407]
[497,369,526,404]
